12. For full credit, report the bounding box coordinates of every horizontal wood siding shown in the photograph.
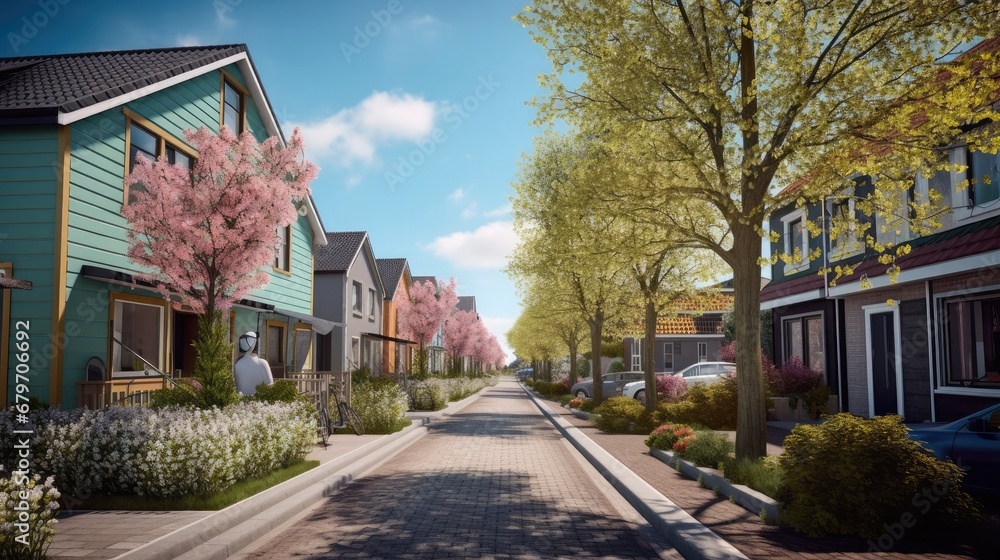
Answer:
[58,65,314,405]
[0,126,58,402]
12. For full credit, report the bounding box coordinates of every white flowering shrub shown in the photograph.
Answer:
[0,468,60,560]
[350,379,409,434]
[0,401,313,499]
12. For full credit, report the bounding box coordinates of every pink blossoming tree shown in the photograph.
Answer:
[444,309,480,374]
[123,125,316,405]
[397,278,458,375]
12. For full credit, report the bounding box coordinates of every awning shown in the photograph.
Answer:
[81,264,275,313]
[0,275,32,290]
[361,332,418,346]
[273,308,341,335]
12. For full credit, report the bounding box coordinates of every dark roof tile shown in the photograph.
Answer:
[376,258,408,299]
[314,231,367,272]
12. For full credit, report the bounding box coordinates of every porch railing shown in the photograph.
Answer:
[77,377,169,409]
[280,370,352,411]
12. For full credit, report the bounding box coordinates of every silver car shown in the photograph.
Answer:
[673,362,736,385]
[570,371,645,398]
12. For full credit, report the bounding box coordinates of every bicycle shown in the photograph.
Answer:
[316,399,333,447]
[330,385,365,436]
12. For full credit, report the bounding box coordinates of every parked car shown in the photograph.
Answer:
[622,375,670,405]
[908,403,1000,495]
[571,371,645,398]
[673,362,736,385]
[515,367,534,380]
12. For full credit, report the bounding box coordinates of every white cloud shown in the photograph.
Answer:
[480,315,516,362]
[447,188,465,202]
[409,15,441,29]
[176,34,202,47]
[461,203,479,219]
[287,91,438,167]
[427,221,516,269]
[484,203,512,218]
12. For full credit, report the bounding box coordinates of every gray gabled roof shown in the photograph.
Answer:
[0,45,248,122]
[315,231,368,272]
[411,276,437,290]
[376,258,408,300]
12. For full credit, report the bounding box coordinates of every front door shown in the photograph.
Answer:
[869,311,900,416]
[172,311,199,377]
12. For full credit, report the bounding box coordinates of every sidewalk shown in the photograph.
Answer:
[46,397,477,559]
[533,395,997,560]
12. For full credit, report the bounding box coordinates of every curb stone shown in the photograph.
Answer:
[523,387,749,560]
[649,448,780,524]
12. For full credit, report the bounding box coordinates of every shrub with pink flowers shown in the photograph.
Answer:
[644,423,694,450]
[772,356,823,396]
[655,374,688,402]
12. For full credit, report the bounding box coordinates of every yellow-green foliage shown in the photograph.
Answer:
[778,414,981,539]
[657,377,738,430]
[594,396,646,433]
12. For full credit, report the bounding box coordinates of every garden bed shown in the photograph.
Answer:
[649,447,780,523]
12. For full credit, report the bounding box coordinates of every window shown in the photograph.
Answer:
[782,314,825,376]
[829,196,862,258]
[368,288,377,319]
[111,294,166,376]
[351,281,363,315]
[968,148,1000,207]
[632,339,642,371]
[265,321,286,376]
[274,226,290,273]
[943,294,1000,388]
[124,110,195,205]
[697,342,708,363]
[221,73,247,134]
[780,209,809,272]
[293,325,312,373]
[663,342,673,371]
[351,337,360,369]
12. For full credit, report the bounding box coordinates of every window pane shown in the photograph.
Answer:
[166,146,192,169]
[266,325,284,367]
[294,329,312,372]
[130,124,157,156]
[785,319,804,362]
[113,301,162,373]
[369,288,376,316]
[971,151,1000,206]
[352,283,362,312]
[663,343,673,370]
[274,226,289,270]
[225,82,239,108]
[224,104,240,131]
[806,316,825,375]
[947,301,976,383]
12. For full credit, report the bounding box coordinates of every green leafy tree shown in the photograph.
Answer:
[518,0,1000,459]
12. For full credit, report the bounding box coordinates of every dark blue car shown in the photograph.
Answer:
[908,403,1000,495]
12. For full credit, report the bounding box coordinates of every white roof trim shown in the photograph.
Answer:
[827,248,1000,298]
[760,288,825,310]
[55,51,327,246]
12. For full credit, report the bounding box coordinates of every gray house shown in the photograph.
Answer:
[623,290,734,374]
[412,275,447,374]
[314,232,385,373]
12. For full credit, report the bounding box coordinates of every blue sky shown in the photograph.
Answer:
[2,0,549,360]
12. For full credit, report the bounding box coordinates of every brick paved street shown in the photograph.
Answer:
[241,380,675,559]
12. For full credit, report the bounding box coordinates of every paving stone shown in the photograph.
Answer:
[243,380,669,559]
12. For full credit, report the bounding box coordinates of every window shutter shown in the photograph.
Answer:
[674,342,682,356]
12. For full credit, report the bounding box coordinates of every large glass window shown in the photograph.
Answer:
[969,149,1000,207]
[274,226,290,272]
[944,296,1000,388]
[783,314,825,376]
[112,298,164,376]
[222,78,246,133]
[126,117,194,205]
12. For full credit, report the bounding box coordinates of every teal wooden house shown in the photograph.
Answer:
[0,45,333,408]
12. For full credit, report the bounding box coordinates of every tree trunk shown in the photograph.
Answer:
[590,311,605,403]
[568,335,579,386]
[643,299,658,412]
[732,226,766,460]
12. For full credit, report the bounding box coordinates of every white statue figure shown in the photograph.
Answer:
[234,331,273,396]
